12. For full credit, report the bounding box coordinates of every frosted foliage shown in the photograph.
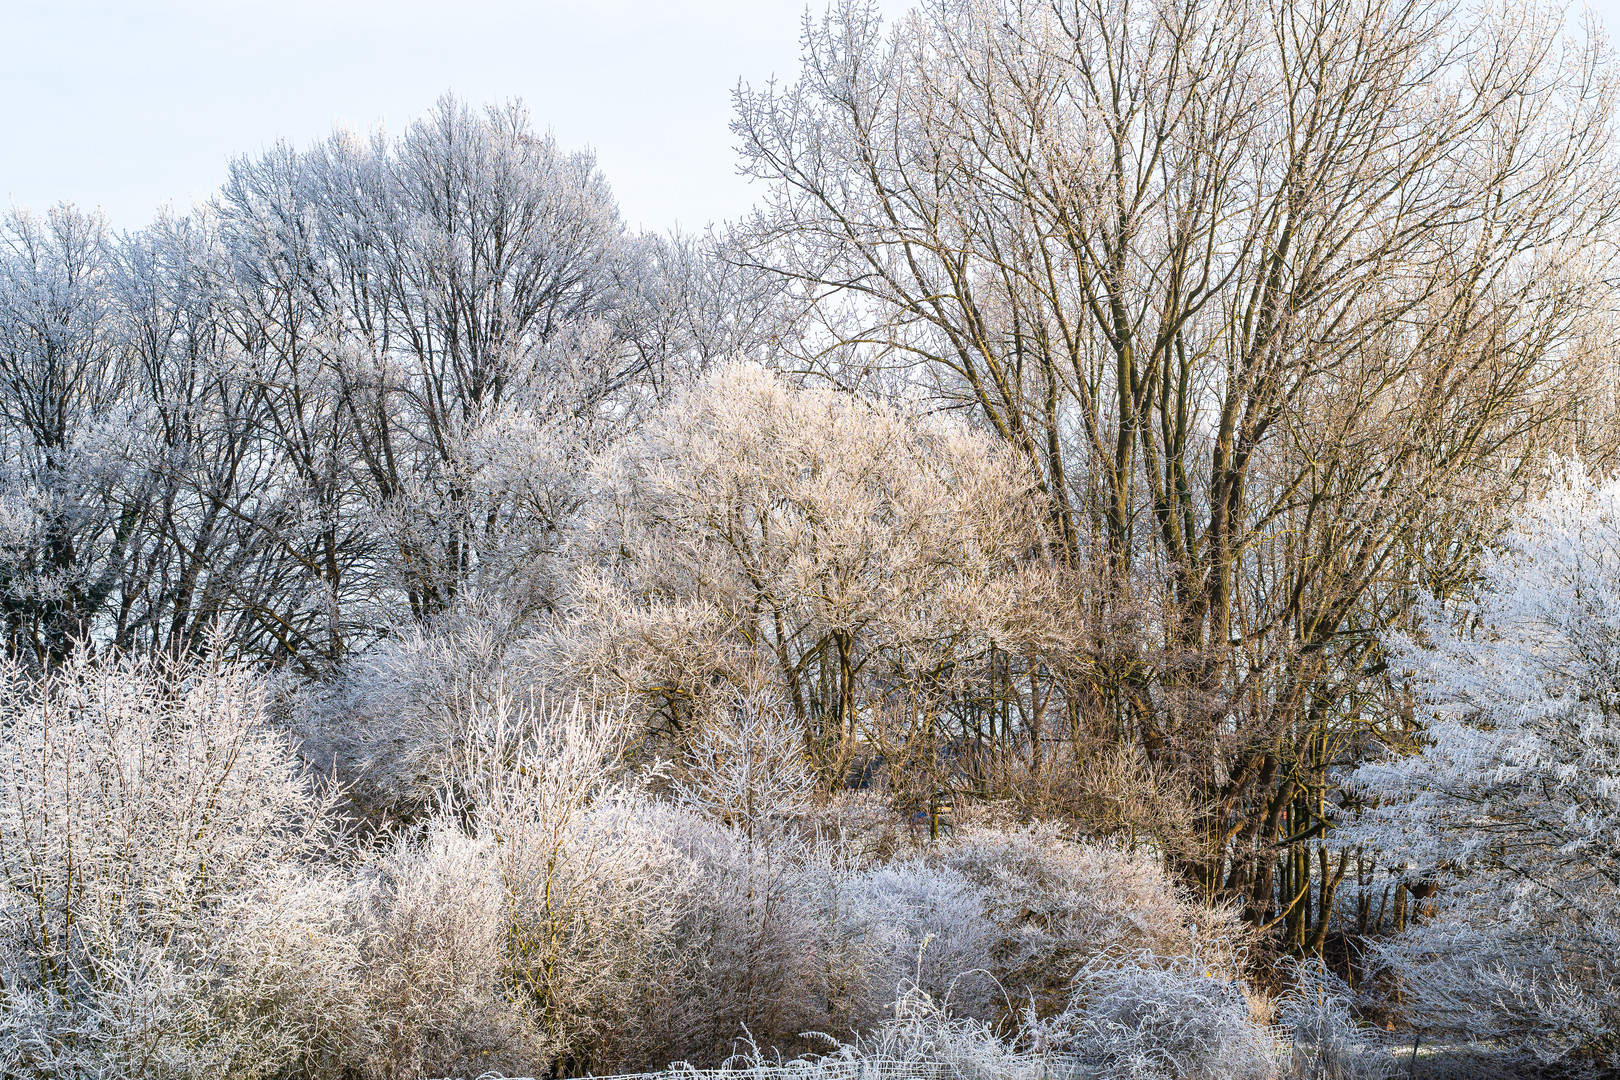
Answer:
[0,654,1274,1076]
[939,826,1249,1011]
[1038,955,1276,1080]
[814,990,1054,1080]
[404,784,832,1069]
[597,804,831,1068]
[677,687,819,832]
[447,685,634,1038]
[1275,961,1392,1080]
[788,955,1284,1080]
[288,594,547,816]
[832,859,996,1022]
[0,652,1261,1078]
[352,826,543,1079]
[0,651,359,1079]
[565,362,1062,742]
[346,688,674,1072]
[435,692,833,1070]
[1351,465,1620,1063]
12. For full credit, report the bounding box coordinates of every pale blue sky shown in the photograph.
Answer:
[0,0,1612,235]
[0,0,901,233]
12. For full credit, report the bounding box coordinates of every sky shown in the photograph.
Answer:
[0,0,1614,236]
[0,0,902,234]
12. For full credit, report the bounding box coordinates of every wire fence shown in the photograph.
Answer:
[442,1065,1073,1080]
[437,1028,1299,1080]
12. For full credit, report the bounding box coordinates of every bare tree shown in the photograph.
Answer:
[210,95,660,658]
[0,206,134,662]
[563,364,1066,788]
[735,0,1620,932]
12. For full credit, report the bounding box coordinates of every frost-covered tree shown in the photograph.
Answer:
[1351,466,1620,1065]
[109,210,327,662]
[0,206,135,662]
[562,362,1068,785]
[736,0,1620,921]
[0,93,783,672]
[214,94,637,641]
[619,228,791,394]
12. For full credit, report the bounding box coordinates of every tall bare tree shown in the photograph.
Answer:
[0,206,133,662]
[735,0,1620,934]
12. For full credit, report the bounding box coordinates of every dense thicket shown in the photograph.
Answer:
[1,648,1290,1078]
[734,0,1620,937]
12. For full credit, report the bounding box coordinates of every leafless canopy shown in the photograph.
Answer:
[735,0,1620,929]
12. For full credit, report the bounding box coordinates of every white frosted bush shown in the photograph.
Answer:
[0,646,1283,1078]
[0,651,361,1079]
[440,684,660,1069]
[352,824,543,1079]
[1362,892,1620,1062]
[833,859,996,1023]
[285,593,546,818]
[676,685,820,835]
[608,803,831,1067]
[427,689,838,1072]
[939,826,1247,1013]
[1039,953,1276,1080]
[809,989,1053,1080]
[1275,961,1391,1080]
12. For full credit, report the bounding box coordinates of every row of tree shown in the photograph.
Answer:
[0,97,784,670]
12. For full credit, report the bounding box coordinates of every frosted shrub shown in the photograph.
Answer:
[353,824,543,1079]
[604,803,832,1069]
[833,860,997,1024]
[399,798,841,1073]
[939,826,1247,1014]
[286,593,546,819]
[1276,961,1390,1080]
[0,651,360,1079]
[208,870,369,1074]
[431,688,836,1072]
[1363,892,1620,1062]
[791,955,1281,1080]
[0,644,1288,1078]
[814,989,1052,1080]
[676,686,820,835]
[1351,467,1620,1064]
[1040,953,1276,1080]
[443,684,653,1069]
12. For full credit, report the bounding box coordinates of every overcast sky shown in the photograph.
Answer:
[0,0,1612,236]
